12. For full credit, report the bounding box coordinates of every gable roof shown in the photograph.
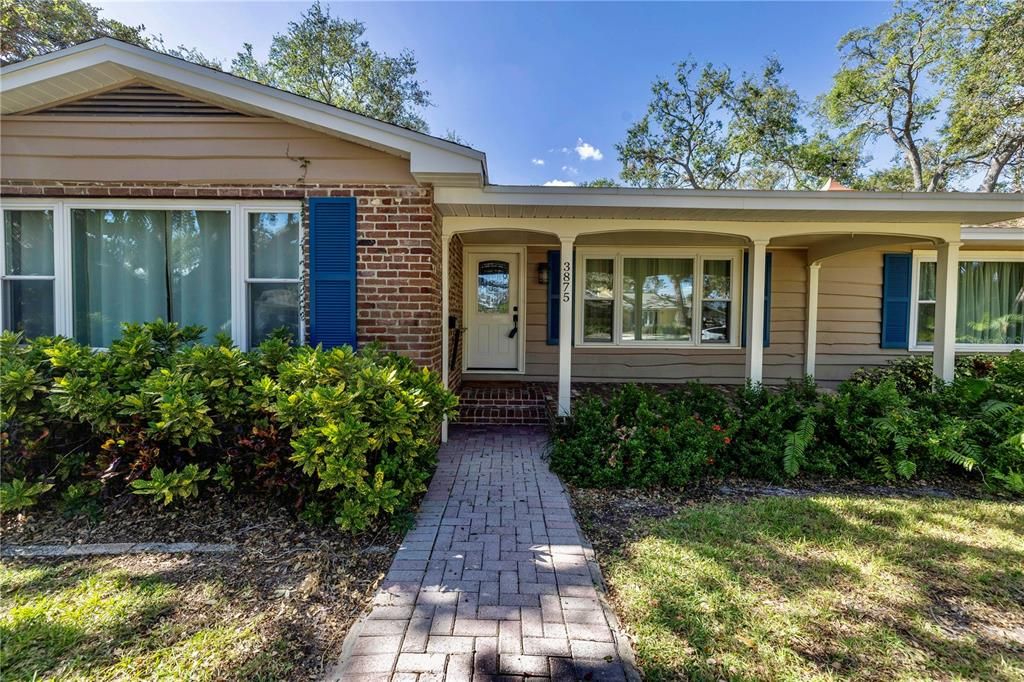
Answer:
[0,38,487,186]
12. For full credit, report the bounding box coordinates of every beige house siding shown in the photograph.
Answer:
[813,248,908,383]
[0,116,416,185]
[465,242,1024,387]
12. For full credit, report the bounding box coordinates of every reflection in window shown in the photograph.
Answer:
[622,258,693,342]
[247,212,301,345]
[2,210,55,337]
[583,259,614,342]
[701,259,732,343]
[477,260,510,313]
[916,260,1024,346]
[71,209,230,346]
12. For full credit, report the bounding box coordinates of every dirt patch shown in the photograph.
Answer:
[1,493,405,680]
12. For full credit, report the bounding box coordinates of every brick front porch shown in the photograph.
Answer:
[455,382,556,426]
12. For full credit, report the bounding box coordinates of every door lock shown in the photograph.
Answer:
[508,305,519,339]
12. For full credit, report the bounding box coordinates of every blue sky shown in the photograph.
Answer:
[94,1,895,185]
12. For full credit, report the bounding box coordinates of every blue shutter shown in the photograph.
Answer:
[881,253,912,349]
[741,252,772,347]
[546,249,560,344]
[309,197,357,349]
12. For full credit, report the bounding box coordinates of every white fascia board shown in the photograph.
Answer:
[2,39,486,184]
[961,227,1024,241]
[437,185,1024,216]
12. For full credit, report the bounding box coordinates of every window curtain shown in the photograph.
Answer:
[170,210,231,343]
[72,209,231,346]
[957,261,1024,345]
[72,209,167,347]
[622,257,693,341]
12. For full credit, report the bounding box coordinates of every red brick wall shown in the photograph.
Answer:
[1,180,442,370]
[447,231,464,392]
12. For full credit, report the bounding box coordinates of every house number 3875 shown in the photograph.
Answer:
[561,261,572,302]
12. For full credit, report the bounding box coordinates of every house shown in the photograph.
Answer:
[2,39,1023,435]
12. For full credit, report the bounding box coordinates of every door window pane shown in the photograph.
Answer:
[249,282,300,343]
[583,259,614,342]
[477,260,509,313]
[622,257,693,342]
[702,259,732,343]
[2,279,54,337]
[5,210,54,276]
[249,212,300,279]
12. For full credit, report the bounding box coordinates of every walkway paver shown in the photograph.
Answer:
[329,426,635,681]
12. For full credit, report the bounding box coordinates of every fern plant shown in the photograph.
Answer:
[782,415,816,477]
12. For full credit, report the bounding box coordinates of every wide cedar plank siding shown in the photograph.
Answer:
[1,117,415,185]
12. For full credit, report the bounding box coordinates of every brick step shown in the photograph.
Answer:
[456,403,549,425]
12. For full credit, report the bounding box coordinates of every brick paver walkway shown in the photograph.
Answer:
[328,426,635,681]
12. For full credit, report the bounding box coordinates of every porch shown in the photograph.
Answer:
[434,186,1022,436]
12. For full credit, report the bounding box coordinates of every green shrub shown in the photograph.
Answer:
[550,383,735,487]
[550,352,1024,495]
[0,322,456,527]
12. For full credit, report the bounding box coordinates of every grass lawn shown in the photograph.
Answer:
[576,492,1024,681]
[0,555,295,681]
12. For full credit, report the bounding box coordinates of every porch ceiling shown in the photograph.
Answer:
[436,185,1024,225]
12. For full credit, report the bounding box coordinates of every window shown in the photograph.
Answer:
[577,250,740,346]
[912,253,1024,350]
[71,208,230,347]
[477,260,510,313]
[2,210,56,337]
[247,211,301,345]
[1,200,302,349]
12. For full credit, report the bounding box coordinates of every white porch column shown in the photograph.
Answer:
[804,262,821,379]
[440,233,452,442]
[557,236,575,416]
[745,240,769,385]
[933,240,961,382]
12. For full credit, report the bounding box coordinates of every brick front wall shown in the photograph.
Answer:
[1,180,442,371]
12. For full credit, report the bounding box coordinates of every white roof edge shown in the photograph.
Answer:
[961,227,1024,241]
[1,38,488,184]
[437,185,1024,215]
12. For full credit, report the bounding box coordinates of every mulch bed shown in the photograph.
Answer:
[1,493,406,680]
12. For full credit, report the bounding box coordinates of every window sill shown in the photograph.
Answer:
[575,342,742,350]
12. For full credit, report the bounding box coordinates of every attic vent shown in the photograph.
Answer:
[36,85,248,117]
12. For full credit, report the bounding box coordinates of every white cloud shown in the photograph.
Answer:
[574,138,604,161]
[531,158,545,166]
[561,165,579,176]
[543,179,577,187]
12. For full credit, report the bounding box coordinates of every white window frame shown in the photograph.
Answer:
[910,249,1024,353]
[573,247,743,349]
[241,204,305,349]
[0,198,302,349]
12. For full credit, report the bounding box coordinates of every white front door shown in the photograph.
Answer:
[465,250,521,371]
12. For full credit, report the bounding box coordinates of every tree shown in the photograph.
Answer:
[230,2,432,132]
[578,178,620,187]
[822,0,1022,192]
[1,0,148,64]
[618,58,857,190]
[937,0,1024,191]
[1,0,220,68]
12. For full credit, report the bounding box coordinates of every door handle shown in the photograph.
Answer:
[508,306,519,339]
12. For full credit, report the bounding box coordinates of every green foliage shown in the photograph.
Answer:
[130,465,210,506]
[1,0,220,69]
[230,1,431,131]
[0,478,54,512]
[618,58,858,190]
[550,384,735,487]
[551,352,1024,495]
[0,321,455,529]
